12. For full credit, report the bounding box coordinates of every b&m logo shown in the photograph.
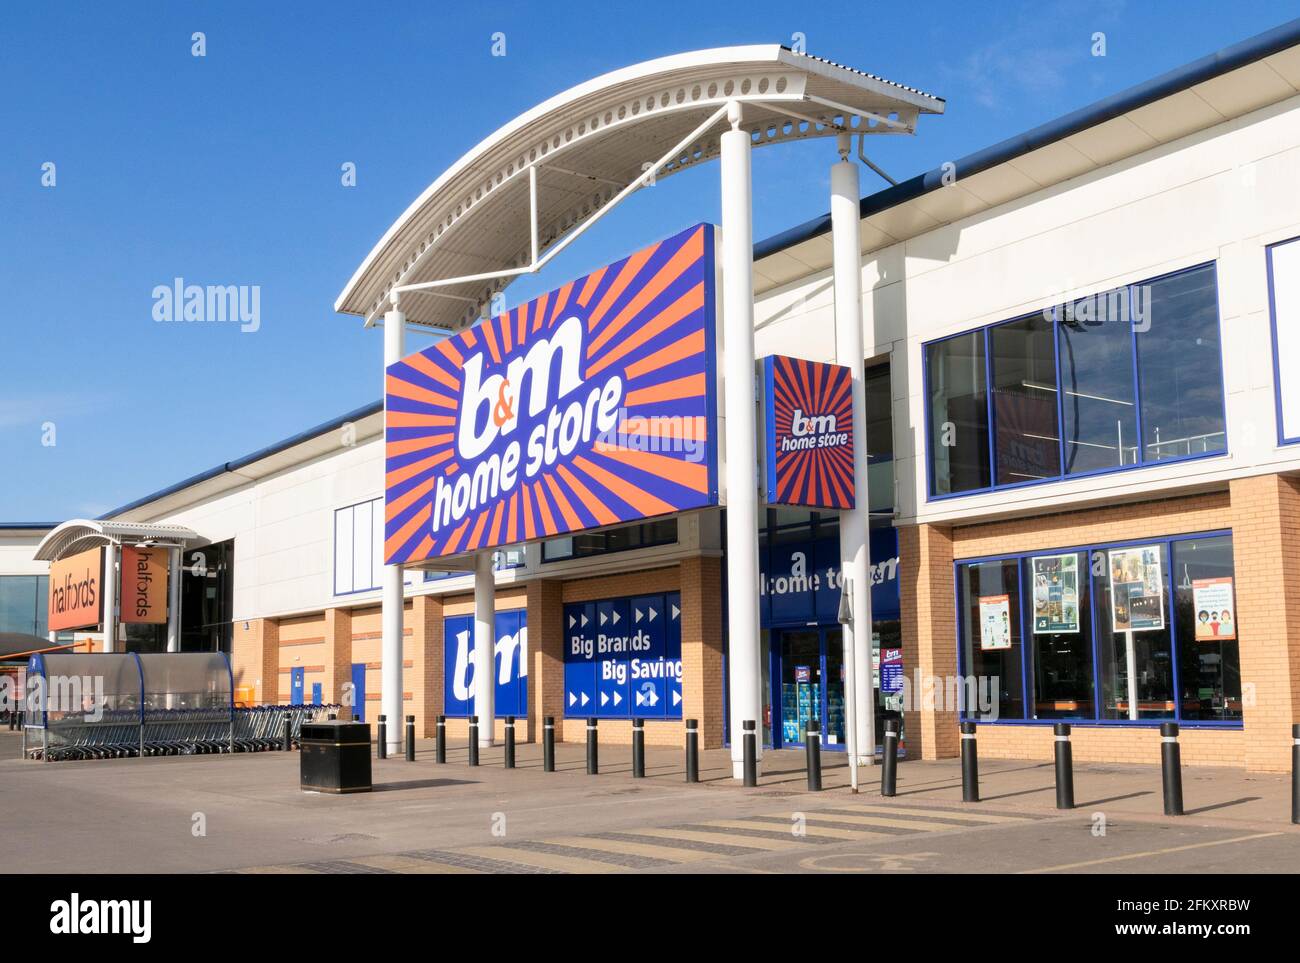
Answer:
[383,224,720,564]
[762,355,856,510]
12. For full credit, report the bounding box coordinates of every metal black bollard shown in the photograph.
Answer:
[504,715,516,769]
[1160,721,1184,816]
[1293,724,1300,826]
[467,716,479,767]
[960,720,979,802]
[881,717,899,797]
[685,719,699,783]
[435,714,446,764]
[282,715,292,752]
[543,716,555,772]
[805,718,822,792]
[405,715,415,762]
[632,718,645,778]
[377,715,387,760]
[6,711,13,731]
[586,718,599,775]
[1054,723,1075,810]
[742,720,758,787]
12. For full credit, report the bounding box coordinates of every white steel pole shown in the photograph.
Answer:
[831,135,875,771]
[721,103,762,781]
[474,551,496,746]
[166,546,182,652]
[381,304,407,756]
[101,544,117,653]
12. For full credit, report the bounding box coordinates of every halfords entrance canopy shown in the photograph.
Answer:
[335,46,943,331]
[33,519,198,562]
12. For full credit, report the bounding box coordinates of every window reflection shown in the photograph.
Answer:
[990,314,1060,485]
[927,332,991,495]
[1136,264,1227,462]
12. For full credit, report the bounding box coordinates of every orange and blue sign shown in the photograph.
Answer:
[762,355,855,510]
[383,224,720,564]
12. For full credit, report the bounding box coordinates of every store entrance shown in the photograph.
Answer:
[773,625,846,749]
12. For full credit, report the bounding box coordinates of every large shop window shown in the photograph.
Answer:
[956,532,1241,727]
[925,263,1227,498]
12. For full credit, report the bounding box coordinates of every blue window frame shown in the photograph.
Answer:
[1267,235,1300,446]
[955,530,1242,729]
[923,263,1227,499]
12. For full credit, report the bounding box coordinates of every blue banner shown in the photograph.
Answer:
[761,526,900,627]
[563,591,682,719]
[443,609,528,717]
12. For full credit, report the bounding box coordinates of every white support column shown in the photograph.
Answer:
[832,135,875,769]
[721,103,762,781]
[101,543,117,653]
[166,546,182,653]
[381,305,407,756]
[474,551,496,746]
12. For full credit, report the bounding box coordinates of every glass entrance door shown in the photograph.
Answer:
[775,626,846,749]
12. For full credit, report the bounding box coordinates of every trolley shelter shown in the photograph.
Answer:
[338,46,944,780]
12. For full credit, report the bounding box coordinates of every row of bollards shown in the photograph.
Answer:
[956,720,1189,815]
[368,712,1300,824]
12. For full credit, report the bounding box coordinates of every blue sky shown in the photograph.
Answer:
[3,0,1296,521]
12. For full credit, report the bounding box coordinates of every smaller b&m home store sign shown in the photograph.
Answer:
[762,355,855,510]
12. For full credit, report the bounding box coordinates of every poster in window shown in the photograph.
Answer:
[1108,546,1165,632]
[978,594,1012,650]
[1192,577,1236,641]
[1031,553,1079,634]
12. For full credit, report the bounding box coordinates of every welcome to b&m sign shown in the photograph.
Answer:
[383,224,721,564]
[762,354,855,510]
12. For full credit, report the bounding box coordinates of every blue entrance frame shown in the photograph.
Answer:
[769,624,845,751]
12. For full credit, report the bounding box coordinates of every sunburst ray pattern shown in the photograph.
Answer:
[762,354,856,510]
[383,224,720,564]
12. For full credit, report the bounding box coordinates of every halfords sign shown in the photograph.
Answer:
[383,224,721,564]
[762,355,855,510]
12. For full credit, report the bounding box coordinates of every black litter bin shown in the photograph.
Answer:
[300,720,372,793]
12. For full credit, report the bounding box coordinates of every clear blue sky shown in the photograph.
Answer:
[3,1,1296,521]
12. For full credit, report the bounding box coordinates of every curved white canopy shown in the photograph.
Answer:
[34,519,199,562]
[335,45,942,330]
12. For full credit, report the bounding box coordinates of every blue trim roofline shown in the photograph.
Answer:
[98,399,384,521]
[0,523,57,531]
[754,16,1300,262]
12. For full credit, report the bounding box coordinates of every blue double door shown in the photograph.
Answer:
[771,625,845,749]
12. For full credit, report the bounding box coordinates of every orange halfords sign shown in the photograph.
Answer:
[121,546,168,624]
[48,546,103,632]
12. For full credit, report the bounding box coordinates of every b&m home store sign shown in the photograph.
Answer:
[383,224,721,563]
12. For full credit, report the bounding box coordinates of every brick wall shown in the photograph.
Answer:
[899,522,957,761]
[1228,475,1300,771]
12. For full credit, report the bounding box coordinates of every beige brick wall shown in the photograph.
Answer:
[899,522,957,761]
[1228,474,1300,771]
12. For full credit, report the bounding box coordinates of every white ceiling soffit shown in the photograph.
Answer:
[34,520,200,562]
[755,49,1300,294]
[335,46,944,330]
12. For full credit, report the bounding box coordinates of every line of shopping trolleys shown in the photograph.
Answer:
[25,704,344,762]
